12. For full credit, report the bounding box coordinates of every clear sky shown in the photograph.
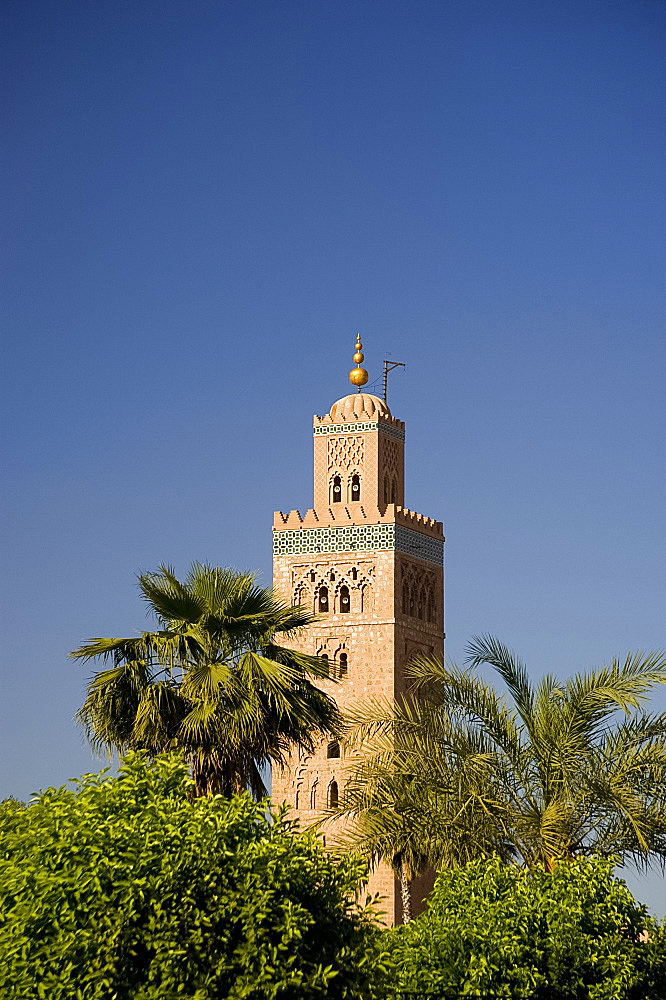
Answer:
[3,0,665,914]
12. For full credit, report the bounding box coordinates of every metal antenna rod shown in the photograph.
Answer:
[383,359,405,403]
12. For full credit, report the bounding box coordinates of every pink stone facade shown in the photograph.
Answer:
[272,392,444,924]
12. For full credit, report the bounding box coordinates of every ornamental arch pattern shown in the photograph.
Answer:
[401,562,438,623]
[291,563,374,616]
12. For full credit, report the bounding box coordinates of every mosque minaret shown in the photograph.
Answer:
[271,338,444,923]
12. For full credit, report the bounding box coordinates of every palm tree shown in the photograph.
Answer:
[72,563,340,797]
[330,763,431,923]
[330,687,512,921]
[335,636,666,884]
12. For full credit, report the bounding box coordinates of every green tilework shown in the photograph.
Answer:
[273,523,442,566]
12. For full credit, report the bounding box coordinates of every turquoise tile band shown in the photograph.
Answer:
[273,522,443,565]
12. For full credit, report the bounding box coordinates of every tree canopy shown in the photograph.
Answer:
[0,753,388,999]
[72,563,339,796]
[387,856,666,999]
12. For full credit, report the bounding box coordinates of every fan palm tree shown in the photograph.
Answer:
[72,563,340,798]
[335,636,666,884]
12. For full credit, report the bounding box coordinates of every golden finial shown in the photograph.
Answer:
[349,334,369,391]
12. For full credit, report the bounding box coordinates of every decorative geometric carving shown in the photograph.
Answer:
[383,437,400,475]
[292,561,373,617]
[382,436,401,504]
[401,562,438,622]
[327,435,364,473]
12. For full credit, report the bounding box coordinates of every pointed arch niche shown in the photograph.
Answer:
[327,780,339,809]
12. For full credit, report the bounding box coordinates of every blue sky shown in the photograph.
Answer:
[3,0,665,914]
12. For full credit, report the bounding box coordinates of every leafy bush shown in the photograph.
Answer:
[0,753,388,999]
[387,856,665,999]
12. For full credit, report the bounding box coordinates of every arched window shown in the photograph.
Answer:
[332,475,342,503]
[310,783,317,810]
[327,741,340,759]
[320,652,329,676]
[329,570,335,581]
[351,474,361,502]
[351,567,357,580]
[294,586,306,607]
[328,781,339,809]
[339,652,348,678]
[318,586,329,612]
[310,570,316,582]
[339,585,350,613]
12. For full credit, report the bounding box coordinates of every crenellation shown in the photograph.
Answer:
[274,503,444,538]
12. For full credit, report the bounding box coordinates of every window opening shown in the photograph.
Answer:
[351,567,357,580]
[320,652,329,676]
[339,585,350,613]
[339,652,348,678]
[327,741,340,759]
[351,474,361,502]
[310,570,316,582]
[328,781,339,809]
[318,586,329,612]
[310,784,317,810]
[329,570,335,581]
[332,475,342,503]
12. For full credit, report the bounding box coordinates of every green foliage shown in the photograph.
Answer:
[72,563,340,797]
[386,856,666,999]
[341,637,666,873]
[0,753,389,999]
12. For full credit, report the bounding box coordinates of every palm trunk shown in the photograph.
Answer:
[398,855,412,924]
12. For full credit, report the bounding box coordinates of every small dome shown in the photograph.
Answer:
[329,393,392,422]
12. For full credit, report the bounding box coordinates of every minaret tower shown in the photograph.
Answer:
[272,338,445,924]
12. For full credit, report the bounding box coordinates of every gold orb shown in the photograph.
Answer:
[353,351,364,364]
[349,366,369,387]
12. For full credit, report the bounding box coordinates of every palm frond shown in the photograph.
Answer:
[138,565,207,625]
[466,634,534,722]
